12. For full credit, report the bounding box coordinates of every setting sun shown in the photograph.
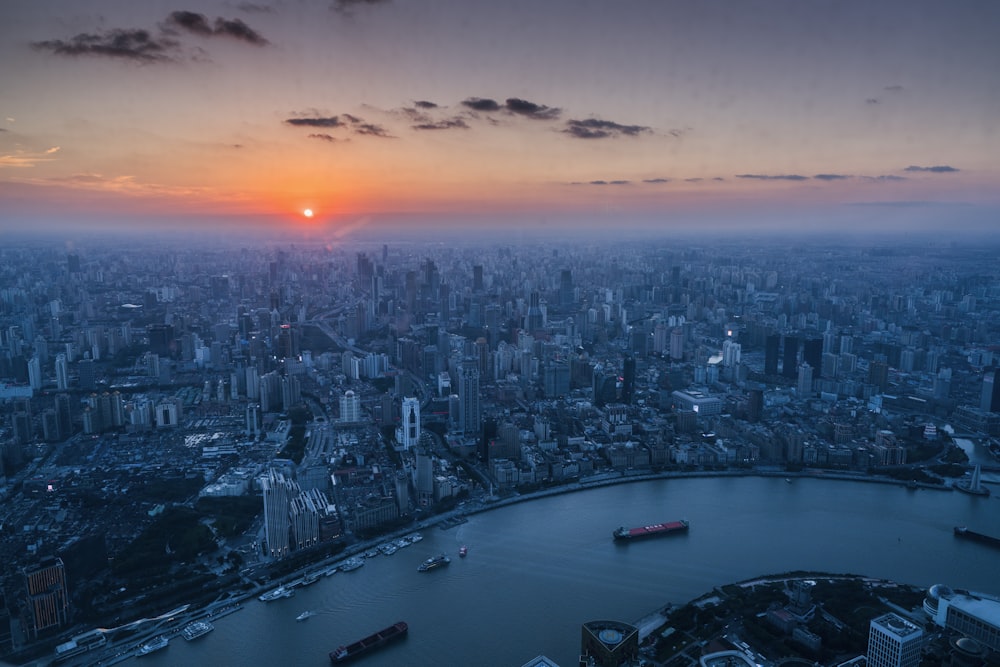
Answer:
[303,208,314,218]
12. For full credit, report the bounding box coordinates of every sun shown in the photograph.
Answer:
[303,208,314,218]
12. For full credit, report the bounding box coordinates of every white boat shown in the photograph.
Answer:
[340,556,365,572]
[259,585,295,602]
[407,532,423,543]
[137,636,168,655]
[296,611,314,621]
[181,621,214,641]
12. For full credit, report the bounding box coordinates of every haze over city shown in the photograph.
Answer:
[1,0,998,234]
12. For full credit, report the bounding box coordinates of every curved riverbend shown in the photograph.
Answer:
[138,475,999,667]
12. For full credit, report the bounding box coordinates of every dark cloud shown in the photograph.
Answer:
[863,174,907,182]
[609,180,630,185]
[414,100,438,109]
[237,2,274,13]
[285,116,343,127]
[213,18,268,44]
[866,98,880,105]
[354,123,392,137]
[643,178,670,184]
[904,165,959,173]
[32,29,178,62]
[563,118,651,139]
[685,178,703,183]
[589,180,607,185]
[736,173,809,181]
[333,0,391,14]
[814,173,851,181]
[168,11,214,35]
[712,177,725,181]
[462,97,502,113]
[412,118,469,131]
[166,12,268,45]
[884,85,904,92]
[308,133,338,142]
[342,113,362,124]
[504,98,560,120]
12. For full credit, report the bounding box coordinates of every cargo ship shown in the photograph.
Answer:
[954,525,1000,549]
[181,620,214,641]
[417,554,450,571]
[613,519,689,541]
[329,621,408,664]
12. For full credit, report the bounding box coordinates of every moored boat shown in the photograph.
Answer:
[340,556,365,572]
[418,553,450,572]
[137,636,169,656]
[613,519,689,541]
[181,620,214,641]
[259,585,295,602]
[329,621,408,664]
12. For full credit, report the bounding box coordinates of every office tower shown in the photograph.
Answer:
[147,324,174,356]
[55,353,68,390]
[23,557,70,638]
[821,352,839,379]
[580,620,639,667]
[67,253,81,273]
[260,469,298,559]
[78,358,95,390]
[653,322,668,355]
[783,336,799,378]
[722,339,741,367]
[473,265,484,291]
[42,409,60,442]
[621,356,636,404]
[414,448,434,506]
[934,368,952,400]
[543,361,570,398]
[803,338,823,376]
[748,387,764,423]
[340,390,361,423]
[867,613,922,667]
[797,363,813,397]
[28,356,42,391]
[526,290,543,333]
[458,359,481,435]
[559,268,574,307]
[980,368,1000,413]
[869,359,890,392]
[764,334,780,375]
[246,403,261,437]
[281,374,301,410]
[55,394,72,438]
[669,328,684,361]
[399,397,420,450]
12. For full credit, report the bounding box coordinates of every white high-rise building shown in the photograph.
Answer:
[261,469,298,559]
[867,613,923,667]
[340,390,361,423]
[55,353,69,391]
[398,397,420,450]
[28,356,42,391]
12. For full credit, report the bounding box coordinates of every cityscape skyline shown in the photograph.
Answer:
[2,0,999,234]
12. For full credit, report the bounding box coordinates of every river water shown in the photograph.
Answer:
[139,476,1000,667]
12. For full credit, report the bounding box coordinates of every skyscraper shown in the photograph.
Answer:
[980,368,1000,413]
[867,613,923,667]
[783,336,799,378]
[621,356,636,404]
[399,397,420,450]
[797,362,813,397]
[458,359,481,435]
[28,356,42,391]
[55,353,68,391]
[261,469,297,559]
[764,334,781,375]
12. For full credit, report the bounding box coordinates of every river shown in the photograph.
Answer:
[137,476,1000,667]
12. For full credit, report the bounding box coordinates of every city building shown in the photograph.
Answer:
[867,612,923,667]
[340,390,362,423]
[261,469,298,559]
[924,585,1000,651]
[580,620,639,667]
[23,557,70,639]
[398,397,420,450]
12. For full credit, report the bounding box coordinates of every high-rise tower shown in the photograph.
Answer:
[867,613,923,667]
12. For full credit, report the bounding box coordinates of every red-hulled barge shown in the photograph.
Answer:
[329,621,408,664]
[613,519,689,541]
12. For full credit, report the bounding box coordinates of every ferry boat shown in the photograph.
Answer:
[329,621,407,664]
[137,636,169,656]
[181,620,214,641]
[296,611,315,621]
[613,519,689,541]
[340,556,365,572]
[418,554,450,572]
[259,585,295,602]
[458,545,468,558]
